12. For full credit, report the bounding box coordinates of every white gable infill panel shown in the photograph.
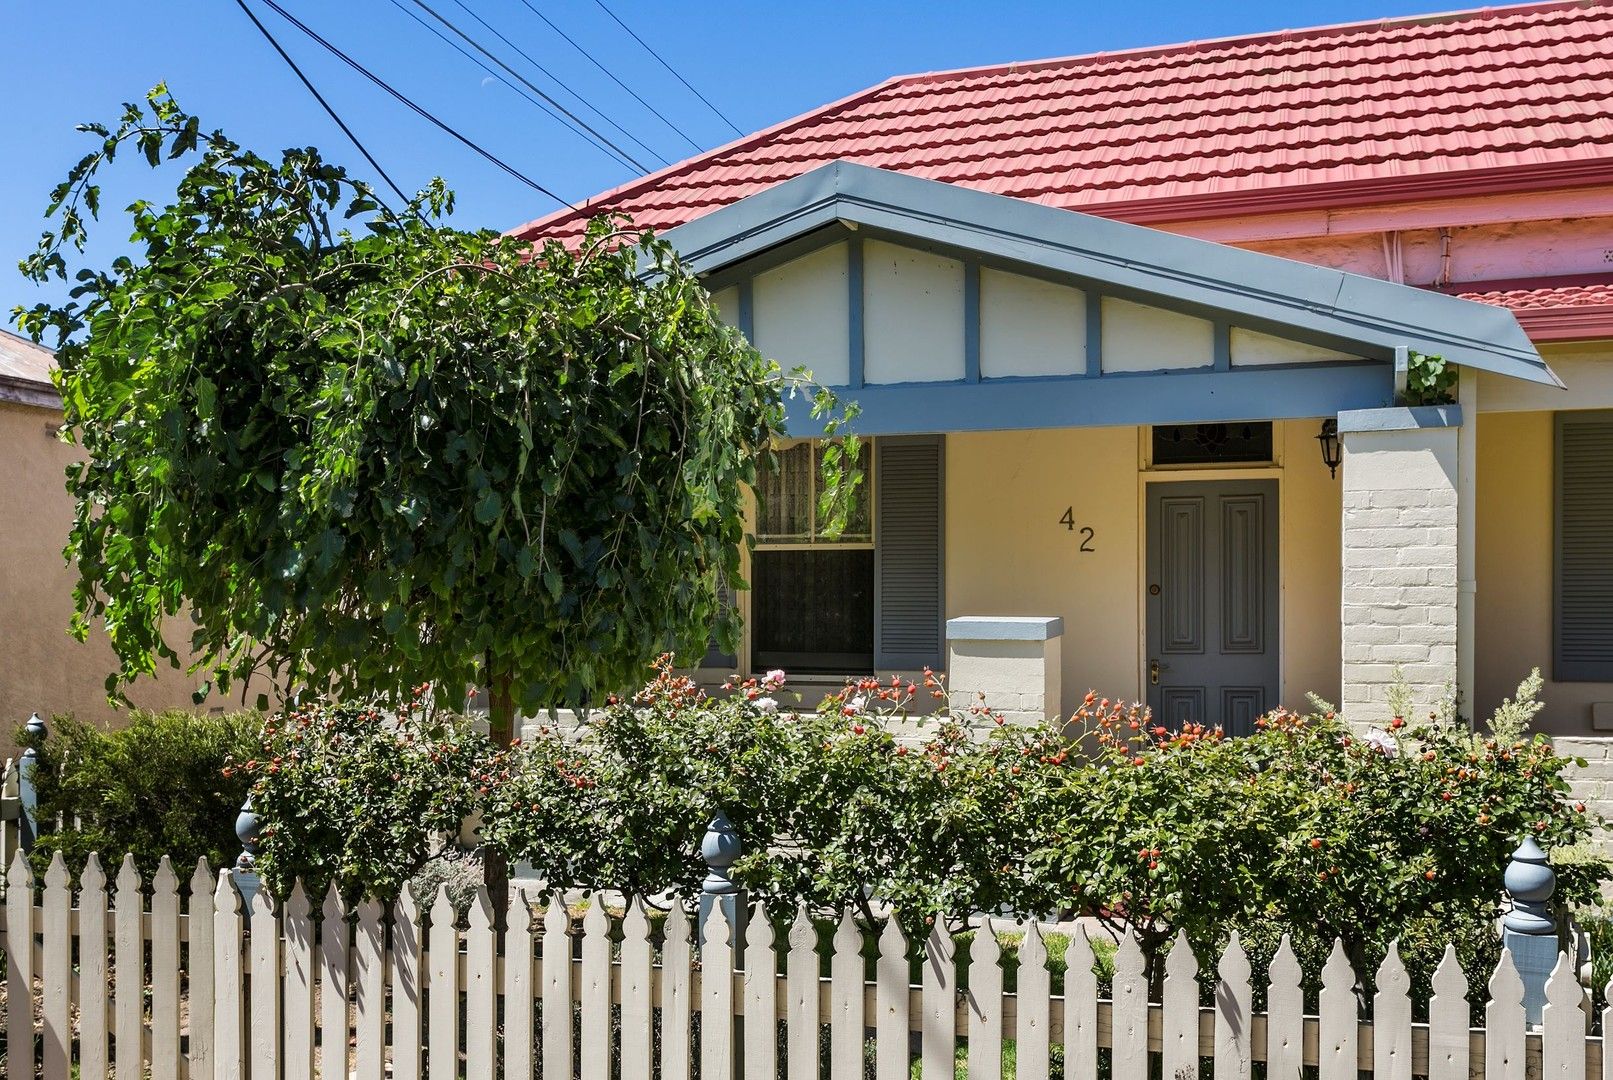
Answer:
[660,163,1558,436]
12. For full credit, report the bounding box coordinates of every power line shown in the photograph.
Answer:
[256,0,576,209]
[589,0,742,137]
[381,0,643,174]
[407,0,655,174]
[443,0,673,168]
[233,0,414,210]
[513,0,704,154]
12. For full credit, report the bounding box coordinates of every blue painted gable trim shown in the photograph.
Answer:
[660,162,1560,389]
[783,362,1392,436]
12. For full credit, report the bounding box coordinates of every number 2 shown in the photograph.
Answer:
[1079,526,1095,553]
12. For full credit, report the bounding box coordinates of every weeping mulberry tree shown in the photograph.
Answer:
[15,86,859,746]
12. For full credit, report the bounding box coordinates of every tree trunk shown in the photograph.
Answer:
[485,667,517,932]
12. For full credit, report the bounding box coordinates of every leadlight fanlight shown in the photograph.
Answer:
[1151,422,1274,467]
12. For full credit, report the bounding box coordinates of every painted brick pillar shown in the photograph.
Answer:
[1339,406,1463,724]
[945,617,1063,725]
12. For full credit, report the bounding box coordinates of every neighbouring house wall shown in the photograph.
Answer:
[1475,409,1613,735]
[944,420,1341,721]
[0,402,250,757]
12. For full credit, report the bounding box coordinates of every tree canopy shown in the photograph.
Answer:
[15,86,858,723]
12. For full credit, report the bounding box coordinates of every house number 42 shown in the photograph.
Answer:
[1059,508,1096,552]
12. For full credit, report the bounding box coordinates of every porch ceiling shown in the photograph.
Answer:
[661,162,1560,392]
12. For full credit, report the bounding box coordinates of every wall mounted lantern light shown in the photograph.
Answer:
[1316,418,1341,479]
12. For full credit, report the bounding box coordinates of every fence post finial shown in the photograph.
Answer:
[1502,835,1558,1025]
[233,794,263,915]
[698,808,746,964]
[18,713,47,851]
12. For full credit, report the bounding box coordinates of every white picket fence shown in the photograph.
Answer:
[0,849,1604,1080]
[0,758,27,871]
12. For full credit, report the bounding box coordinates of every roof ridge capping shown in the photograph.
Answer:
[660,161,1562,388]
[888,0,1607,86]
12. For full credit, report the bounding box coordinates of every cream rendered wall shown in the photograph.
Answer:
[1101,298,1214,372]
[0,402,252,756]
[943,421,1341,720]
[752,243,851,385]
[1231,328,1358,367]
[979,269,1086,378]
[863,240,965,384]
[1474,409,1613,735]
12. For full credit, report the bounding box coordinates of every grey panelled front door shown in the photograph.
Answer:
[1145,480,1279,736]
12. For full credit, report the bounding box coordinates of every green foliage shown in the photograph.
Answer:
[15,86,858,715]
[479,659,1066,923]
[22,710,258,881]
[1406,352,1458,406]
[240,688,491,902]
[1033,682,1603,989]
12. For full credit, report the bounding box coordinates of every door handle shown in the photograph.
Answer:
[1150,659,1162,685]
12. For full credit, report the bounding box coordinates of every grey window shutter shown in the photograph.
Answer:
[1556,412,1613,681]
[875,434,945,670]
[700,577,738,670]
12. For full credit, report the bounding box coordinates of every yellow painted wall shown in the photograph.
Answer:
[1474,409,1613,735]
[943,421,1341,719]
[0,402,246,755]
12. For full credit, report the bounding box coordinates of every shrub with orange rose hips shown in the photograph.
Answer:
[1028,673,1606,1004]
[478,657,1067,924]
[239,685,492,903]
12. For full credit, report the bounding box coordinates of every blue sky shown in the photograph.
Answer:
[6,0,1466,320]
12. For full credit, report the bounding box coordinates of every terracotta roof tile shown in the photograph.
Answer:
[511,1,1613,244]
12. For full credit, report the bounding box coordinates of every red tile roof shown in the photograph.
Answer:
[510,1,1613,246]
[0,329,60,409]
[1454,276,1613,340]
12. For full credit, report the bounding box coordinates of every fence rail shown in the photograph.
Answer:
[0,850,1605,1080]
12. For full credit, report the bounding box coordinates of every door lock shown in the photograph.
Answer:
[1149,659,1161,685]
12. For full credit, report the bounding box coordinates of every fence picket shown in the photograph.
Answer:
[41,853,70,1080]
[1375,942,1413,1080]
[580,893,613,1080]
[618,896,653,1080]
[322,883,352,1080]
[354,896,387,1080]
[540,894,573,1080]
[1164,930,1199,1080]
[661,902,694,1080]
[745,901,779,1079]
[505,890,537,1080]
[876,916,911,1080]
[4,850,34,1080]
[786,905,818,1080]
[1603,977,1613,1080]
[283,883,316,1080]
[465,888,498,1079]
[831,908,865,1080]
[214,871,246,1080]
[1543,951,1586,1080]
[429,885,460,1080]
[391,885,425,1080]
[249,888,281,1080]
[1487,949,1526,1080]
[968,916,1003,1080]
[1214,931,1252,1080]
[188,860,217,1080]
[80,854,110,1080]
[151,857,182,1080]
[1266,935,1303,1080]
[1429,945,1469,1080]
[1064,928,1098,1080]
[1111,931,1148,1080]
[1016,922,1051,1080]
[115,855,145,1080]
[921,921,957,1080]
[1319,939,1358,1080]
[701,902,736,1080]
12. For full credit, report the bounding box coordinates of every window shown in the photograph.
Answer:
[1555,413,1613,681]
[751,442,875,674]
[1151,422,1273,467]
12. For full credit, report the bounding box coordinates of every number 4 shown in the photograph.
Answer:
[1060,507,1075,530]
